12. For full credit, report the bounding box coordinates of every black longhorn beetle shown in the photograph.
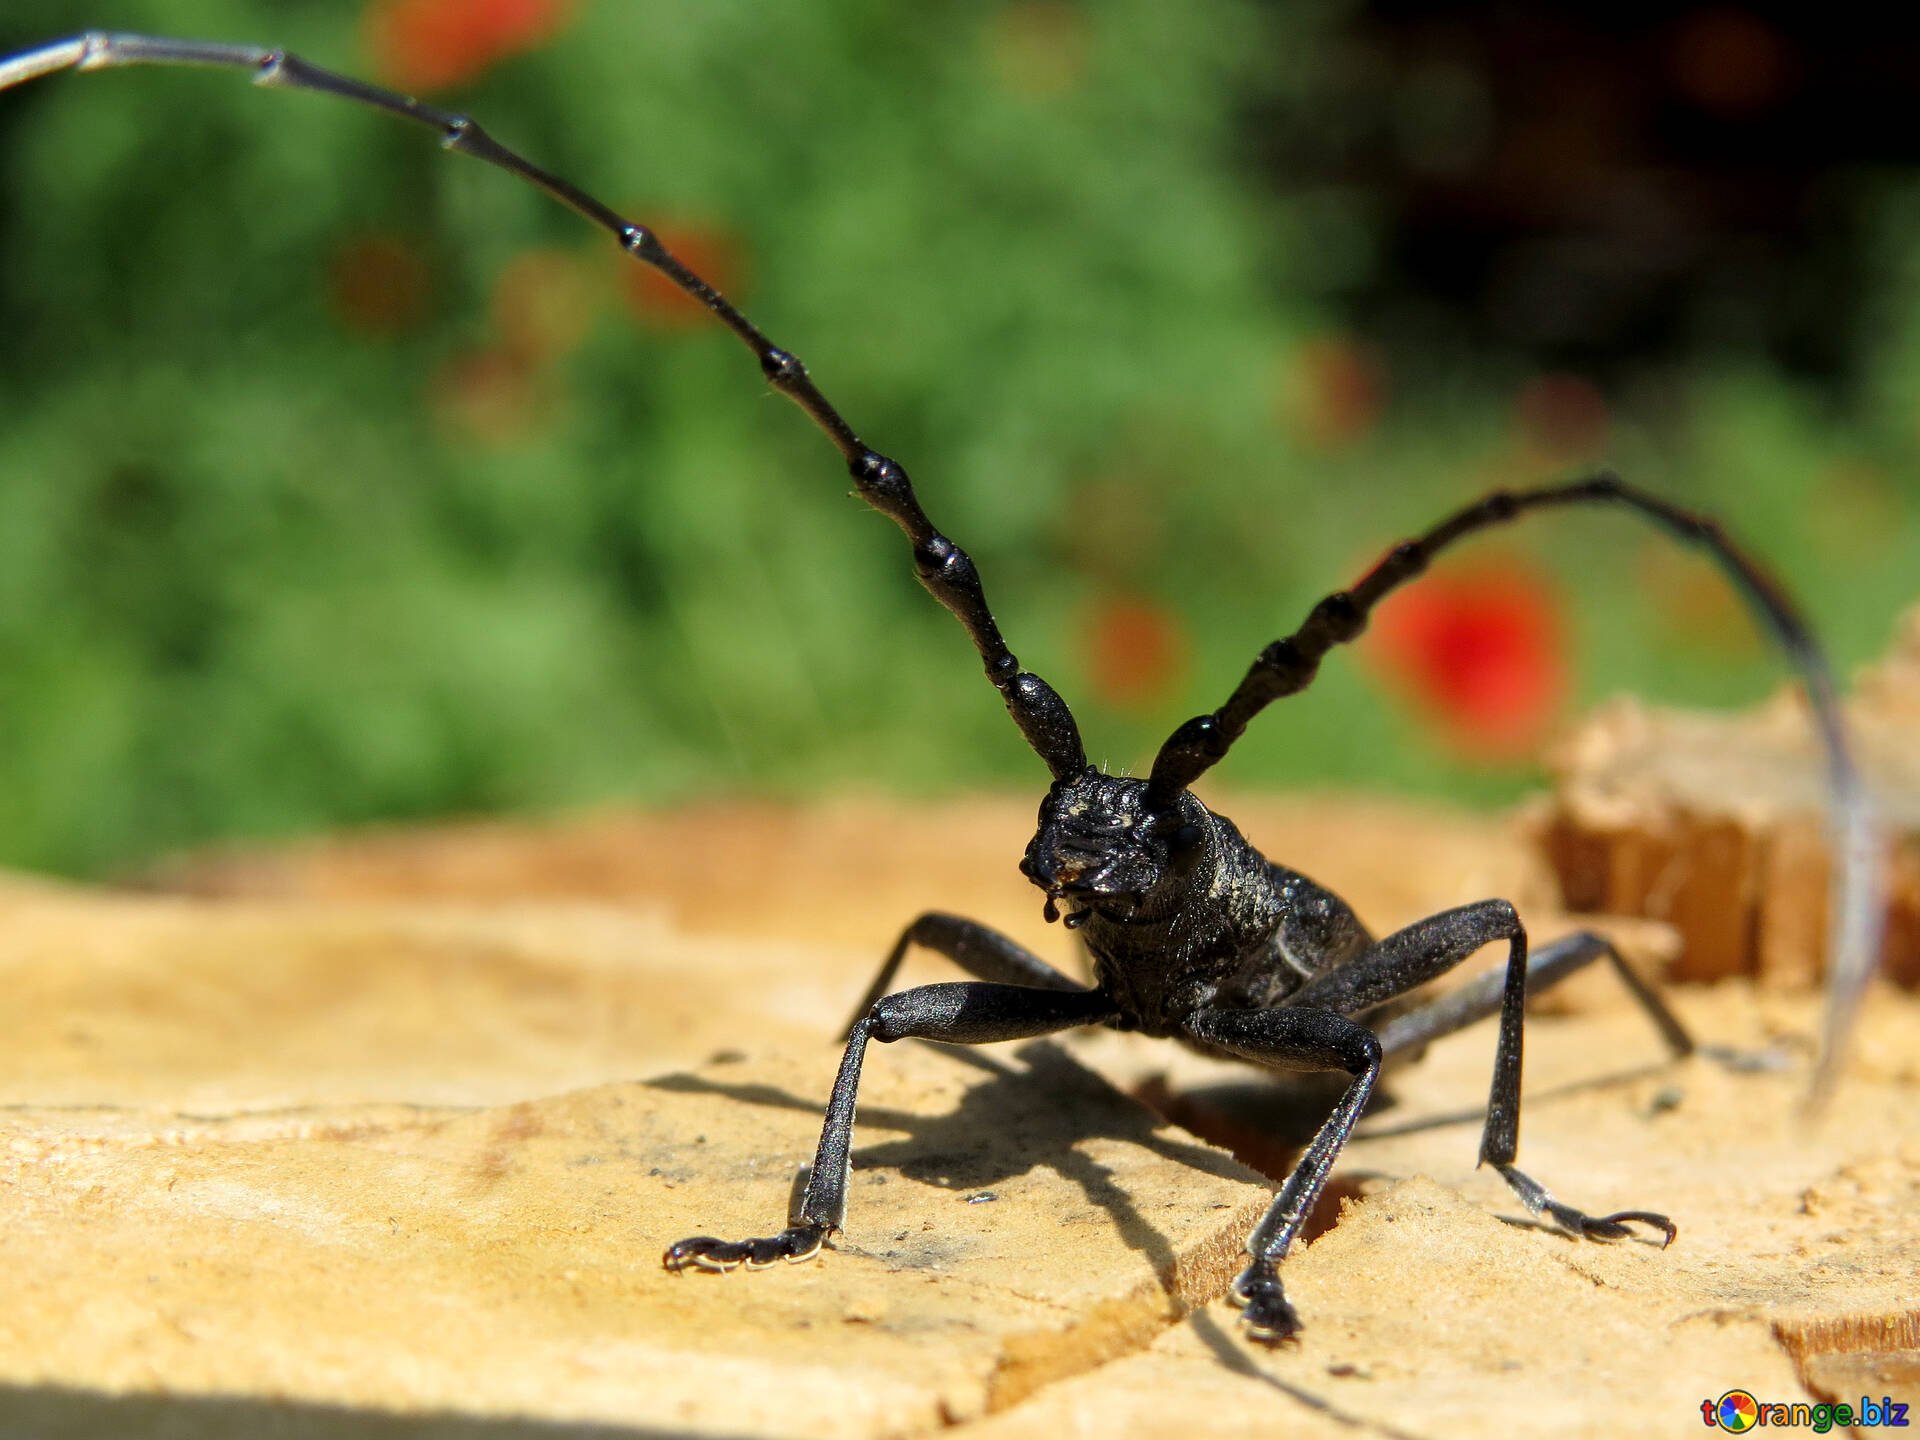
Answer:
[0,32,1883,1344]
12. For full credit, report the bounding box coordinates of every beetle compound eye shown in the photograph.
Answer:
[1157,821,1203,878]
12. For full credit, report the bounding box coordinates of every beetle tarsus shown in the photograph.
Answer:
[1232,1264,1302,1344]
[662,1224,830,1273]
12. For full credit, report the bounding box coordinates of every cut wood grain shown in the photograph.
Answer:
[1,793,1912,1437]
[1534,607,1920,988]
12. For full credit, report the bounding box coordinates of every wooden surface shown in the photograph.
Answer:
[2,794,1915,1438]
[1536,608,1920,987]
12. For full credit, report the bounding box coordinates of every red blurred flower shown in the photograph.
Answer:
[1085,595,1188,714]
[327,232,431,337]
[620,220,748,331]
[366,0,574,93]
[1366,558,1568,759]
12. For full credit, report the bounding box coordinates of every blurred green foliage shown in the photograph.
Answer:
[0,0,1915,876]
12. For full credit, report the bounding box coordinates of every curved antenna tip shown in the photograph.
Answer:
[1803,777,1885,1118]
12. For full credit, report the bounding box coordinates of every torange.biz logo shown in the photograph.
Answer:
[1701,1389,1909,1432]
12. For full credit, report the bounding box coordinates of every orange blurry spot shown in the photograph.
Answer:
[1634,537,1761,657]
[620,220,747,331]
[989,2,1091,99]
[493,248,596,366]
[430,346,552,447]
[1085,595,1188,714]
[1278,336,1386,451]
[1810,460,1904,566]
[328,232,431,337]
[1366,558,1568,760]
[366,0,574,93]
[1667,7,1795,116]
[1514,373,1609,465]
[1057,475,1164,578]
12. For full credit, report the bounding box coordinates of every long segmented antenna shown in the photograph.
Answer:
[0,31,1088,779]
[1149,474,1881,1104]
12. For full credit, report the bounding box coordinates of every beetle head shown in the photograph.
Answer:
[1019,770,1206,927]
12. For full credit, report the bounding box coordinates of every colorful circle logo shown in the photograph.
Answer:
[1716,1390,1760,1433]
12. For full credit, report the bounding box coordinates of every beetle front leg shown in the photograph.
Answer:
[839,911,1088,1042]
[664,981,1118,1273]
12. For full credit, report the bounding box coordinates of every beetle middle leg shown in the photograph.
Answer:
[1194,899,1683,1341]
[1292,899,1677,1243]
[1371,929,1694,1059]
[1371,929,1782,1071]
[665,980,1119,1272]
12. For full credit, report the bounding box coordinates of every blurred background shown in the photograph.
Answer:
[0,0,1914,877]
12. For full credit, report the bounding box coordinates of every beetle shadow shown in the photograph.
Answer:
[645,1037,1257,1295]
[1184,1308,1433,1440]
[1349,1057,1676,1141]
[1112,1049,1697,1249]
[0,1385,673,1440]
[1136,1050,1686,1163]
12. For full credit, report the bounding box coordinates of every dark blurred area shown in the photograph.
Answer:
[1316,2,1915,384]
[0,0,1913,875]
